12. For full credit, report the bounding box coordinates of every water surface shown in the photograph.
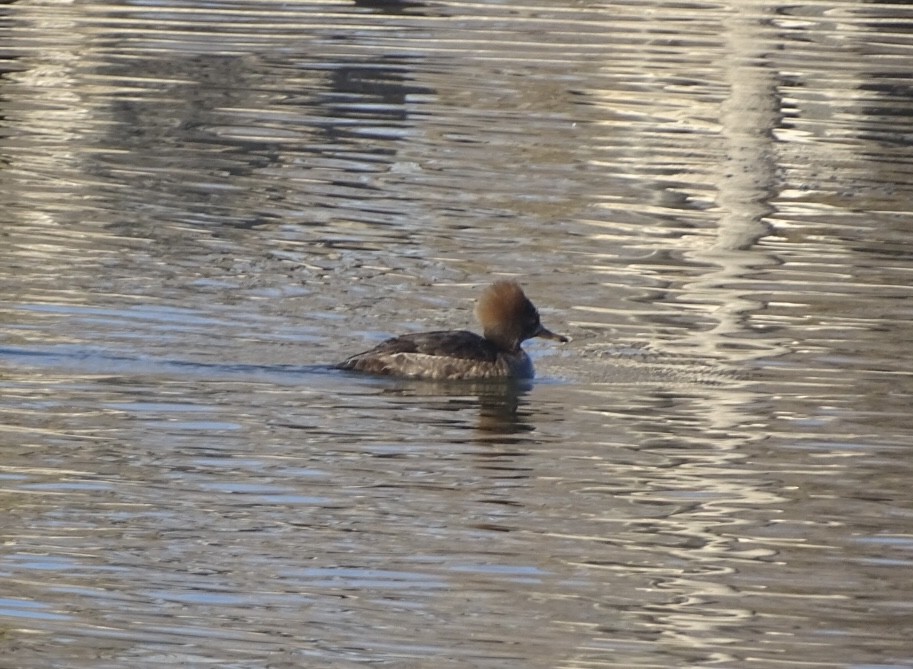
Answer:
[2,1,913,667]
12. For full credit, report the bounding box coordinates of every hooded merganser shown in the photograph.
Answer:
[337,280,569,380]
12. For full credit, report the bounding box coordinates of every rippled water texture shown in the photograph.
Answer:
[2,1,913,667]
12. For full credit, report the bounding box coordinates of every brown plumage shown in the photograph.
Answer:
[337,280,568,381]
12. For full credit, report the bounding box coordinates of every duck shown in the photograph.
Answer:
[337,280,568,380]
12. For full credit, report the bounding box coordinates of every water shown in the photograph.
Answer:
[2,0,913,667]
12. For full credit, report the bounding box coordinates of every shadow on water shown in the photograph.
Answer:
[337,372,539,439]
[0,342,541,439]
[0,344,326,383]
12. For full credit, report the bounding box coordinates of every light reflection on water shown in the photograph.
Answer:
[2,0,913,667]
